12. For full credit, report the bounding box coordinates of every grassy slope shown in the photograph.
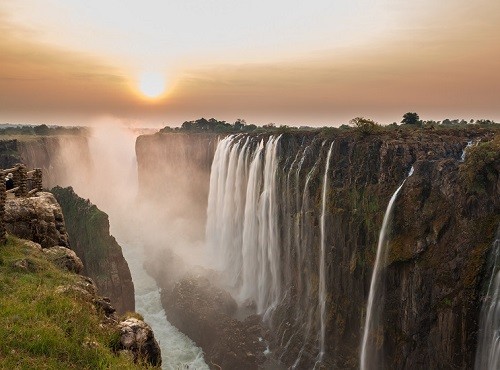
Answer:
[0,236,145,370]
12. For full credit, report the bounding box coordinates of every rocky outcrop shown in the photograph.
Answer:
[43,246,84,273]
[0,136,134,314]
[118,318,162,367]
[161,274,268,369]
[4,191,69,248]
[51,186,135,314]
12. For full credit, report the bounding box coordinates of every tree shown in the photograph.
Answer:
[401,112,420,125]
[349,117,379,135]
[34,124,50,135]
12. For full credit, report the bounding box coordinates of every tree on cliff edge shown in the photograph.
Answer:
[401,112,420,125]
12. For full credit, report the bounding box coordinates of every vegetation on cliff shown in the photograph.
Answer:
[51,186,135,314]
[157,115,498,136]
[460,135,500,194]
[0,236,148,369]
[0,124,87,137]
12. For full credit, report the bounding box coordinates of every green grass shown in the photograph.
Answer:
[0,236,146,369]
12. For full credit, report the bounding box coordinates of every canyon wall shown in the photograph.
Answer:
[0,135,135,315]
[136,127,499,369]
[51,186,135,314]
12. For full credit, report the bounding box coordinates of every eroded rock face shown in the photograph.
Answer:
[162,274,268,370]
[4,192,69,248]
[118,318,162,367]
[139,127,499,369]
[51,186,135,314]
[43,246,83,274]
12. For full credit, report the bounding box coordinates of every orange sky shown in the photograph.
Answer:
[1,1,499,127]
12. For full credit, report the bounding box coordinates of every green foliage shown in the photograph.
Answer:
[460,136,500,193]
[50,186,113,277]
[160,117,258,133]
[0,124,87,136]
[0,237,145,369]
[34,124,50,135]
[401,112,420,125]
[349,117,380,136]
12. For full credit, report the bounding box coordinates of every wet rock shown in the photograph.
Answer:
[118,318,162,367]
[162,274,268,370]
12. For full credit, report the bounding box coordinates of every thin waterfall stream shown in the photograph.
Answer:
[474,226,500,370]
[360,167,414,370]
[318,142,334,362]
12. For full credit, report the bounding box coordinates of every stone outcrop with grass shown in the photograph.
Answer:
[0,236,161,369]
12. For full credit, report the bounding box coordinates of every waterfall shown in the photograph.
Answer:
[474,226,500,370]
[206,135,282,316]
[318,142,334,362]
[460,140,474,162]
[360,167,414,370]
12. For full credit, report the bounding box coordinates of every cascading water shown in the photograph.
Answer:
[206,135,282,316]
[117,233,208,369]
[206,135,333,367]
[360,166,414,370]
[318,142,334,362]
[474,226,500,370]
[460,140,474,162]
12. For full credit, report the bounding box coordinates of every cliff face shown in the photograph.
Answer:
[0,135,92,188]
[135,132,219,240]
[51,186,135,314]
[4,191,70,248]
[17,135,93,188]
[0,140,21,168]
[0,136,135,315]
[136,127,499,369]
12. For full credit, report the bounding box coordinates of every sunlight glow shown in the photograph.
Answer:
[139,72,165,98]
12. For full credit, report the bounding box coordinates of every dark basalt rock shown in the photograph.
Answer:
[162,274,269,370]
[51,186,135,315]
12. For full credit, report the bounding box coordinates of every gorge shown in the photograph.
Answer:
[1,123,499,369]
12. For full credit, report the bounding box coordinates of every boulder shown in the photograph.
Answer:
[4,192,69,248]
[118,318,162,367]
[43,246,83,273]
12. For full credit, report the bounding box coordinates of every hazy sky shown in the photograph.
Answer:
[1,0,499,126]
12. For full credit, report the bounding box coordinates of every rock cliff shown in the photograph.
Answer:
[4,191,70,248]
[136,126,499,369]
[160,273,269,369]
[0,135,92,188]
[51,186,135,314]
[0,136,135,315]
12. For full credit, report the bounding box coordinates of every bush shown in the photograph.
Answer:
[460,136,500,193]
[349,117,380,136]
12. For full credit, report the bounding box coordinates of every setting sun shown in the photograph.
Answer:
[139,72,165,98]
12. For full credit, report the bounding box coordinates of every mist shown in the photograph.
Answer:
[42,121,211,368]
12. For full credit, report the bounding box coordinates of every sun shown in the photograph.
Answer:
[139,72,166,99]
